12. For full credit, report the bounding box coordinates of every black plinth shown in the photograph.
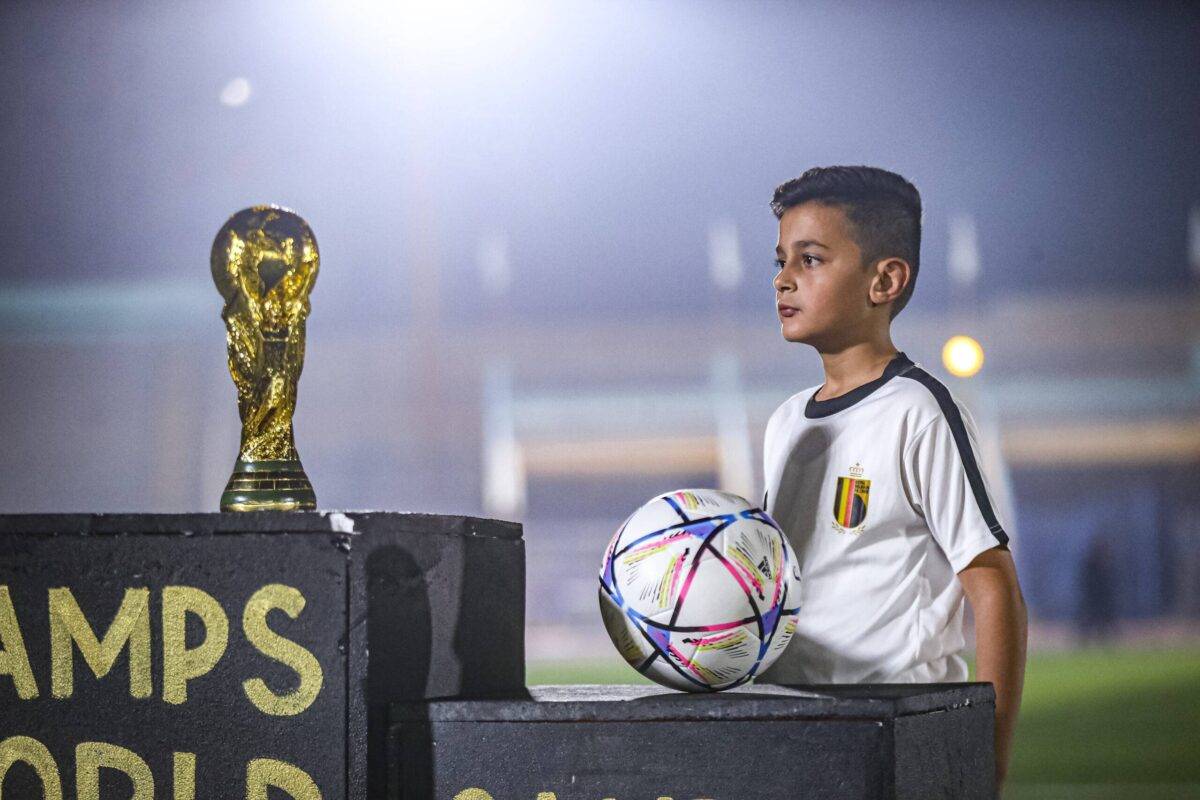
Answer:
[388,683,995,799]
[0,512,524,799]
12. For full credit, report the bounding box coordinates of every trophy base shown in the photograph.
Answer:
[220,459,317,511]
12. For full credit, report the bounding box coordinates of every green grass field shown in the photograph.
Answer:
[527,647,1200,797]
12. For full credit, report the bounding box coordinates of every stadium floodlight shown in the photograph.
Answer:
[942,335,985,378]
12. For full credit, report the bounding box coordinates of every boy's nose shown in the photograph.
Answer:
[773,270,794,292]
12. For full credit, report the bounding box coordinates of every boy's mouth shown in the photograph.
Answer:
[778,303,799,318]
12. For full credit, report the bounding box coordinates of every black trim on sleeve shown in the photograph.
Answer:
[902,367,1011,546]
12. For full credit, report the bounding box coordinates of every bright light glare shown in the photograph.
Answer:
[335,0,548,65]
[942,335,985,378]
[219,77,252,107]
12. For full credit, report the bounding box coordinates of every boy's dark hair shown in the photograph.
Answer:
[771,165,921,320]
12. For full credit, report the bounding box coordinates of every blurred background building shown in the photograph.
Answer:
[1,1,1198,793]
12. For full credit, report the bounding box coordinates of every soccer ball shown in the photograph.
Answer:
[598,488,801,692]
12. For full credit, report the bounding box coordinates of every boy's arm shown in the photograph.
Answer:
[959,546,1028,794]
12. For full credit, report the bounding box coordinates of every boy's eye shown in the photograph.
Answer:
[775,254,821,270]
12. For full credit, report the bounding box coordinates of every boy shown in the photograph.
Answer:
[755,166,1027,792]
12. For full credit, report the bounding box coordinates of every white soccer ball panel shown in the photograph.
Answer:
[598,587,655,668]
[682,624,761,689]
[721,516,791,614]
[613,494,687,550]
[638,610,705,692]
[657,488,744,518]
[761,609,800,670]
[610,526,701,617]
[666,542,757,629]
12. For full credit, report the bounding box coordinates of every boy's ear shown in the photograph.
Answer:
[870,257,910,305]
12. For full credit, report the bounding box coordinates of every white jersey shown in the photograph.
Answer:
[756,351,1010,685]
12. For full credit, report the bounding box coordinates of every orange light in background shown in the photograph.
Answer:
[942,335,984,377]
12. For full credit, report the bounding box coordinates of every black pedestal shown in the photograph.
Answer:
[388,684,996,799]
[0,512,524,799]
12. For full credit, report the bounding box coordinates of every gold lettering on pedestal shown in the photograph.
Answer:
[162,587,230,705]
[76,742,154,800]
[0,736,62,799]
[174,751,197,800]
[0,586,38,699]
[50,588,151,699]
[246,758,322,800]
[242,584,323,716]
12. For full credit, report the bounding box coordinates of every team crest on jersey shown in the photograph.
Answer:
[832,462,870,535]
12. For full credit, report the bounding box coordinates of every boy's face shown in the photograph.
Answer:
[773,201,875,347]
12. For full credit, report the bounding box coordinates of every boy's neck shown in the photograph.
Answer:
[815,340,902,401]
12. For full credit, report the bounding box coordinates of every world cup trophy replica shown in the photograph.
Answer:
[212,205,319,511]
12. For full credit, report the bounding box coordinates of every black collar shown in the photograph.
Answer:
[804,351,914,419]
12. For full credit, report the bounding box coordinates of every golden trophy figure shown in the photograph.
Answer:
[212,205,319,511]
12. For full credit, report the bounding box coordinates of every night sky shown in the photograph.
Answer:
[2,1,1197,321]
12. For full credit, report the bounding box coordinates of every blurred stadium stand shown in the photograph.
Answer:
[2,0,1198,666]
[2,286,1197,659]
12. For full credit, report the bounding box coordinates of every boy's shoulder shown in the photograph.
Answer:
[889,356,976,432]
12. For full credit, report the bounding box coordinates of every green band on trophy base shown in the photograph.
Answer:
[220,459,317,512]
